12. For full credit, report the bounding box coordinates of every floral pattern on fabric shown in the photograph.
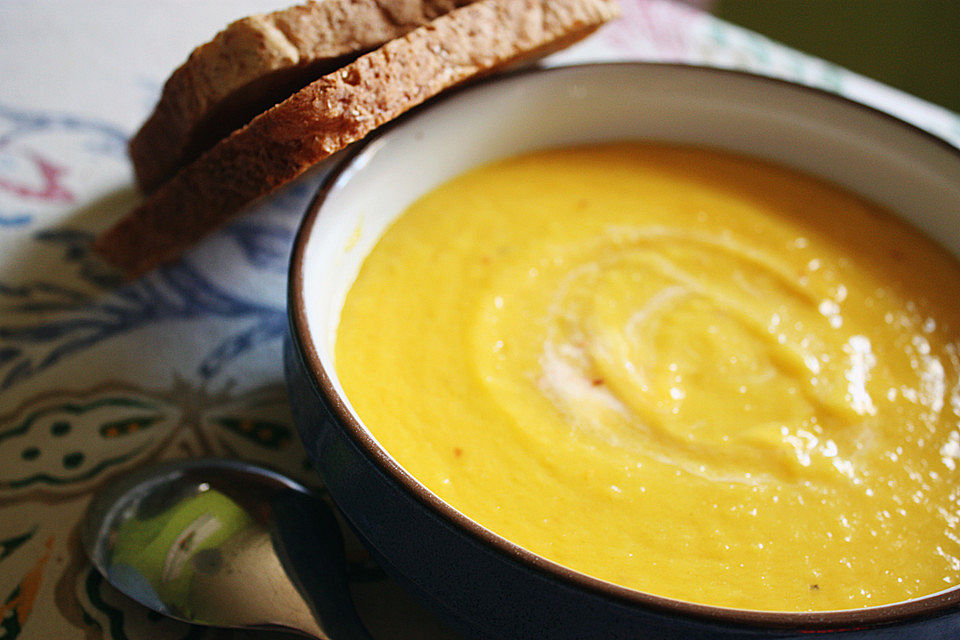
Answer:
[1,1,958,638]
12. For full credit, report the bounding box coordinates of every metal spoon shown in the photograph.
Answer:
[81,458,374,639]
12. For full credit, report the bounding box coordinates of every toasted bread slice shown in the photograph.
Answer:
[130,0,477,194]
[97,0,620,277]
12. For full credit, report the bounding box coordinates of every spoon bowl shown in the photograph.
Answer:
[81,458,372,639]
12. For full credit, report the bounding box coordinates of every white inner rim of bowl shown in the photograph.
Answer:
[299,63,960,611]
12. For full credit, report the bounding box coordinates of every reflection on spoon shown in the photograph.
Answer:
[80,458,373,639]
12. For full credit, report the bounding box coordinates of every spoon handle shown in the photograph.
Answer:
[272,490,376,640]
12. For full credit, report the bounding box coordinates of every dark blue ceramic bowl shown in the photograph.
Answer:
[285,63,960,639]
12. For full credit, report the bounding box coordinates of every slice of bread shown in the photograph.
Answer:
[97,0,620,277]
[130,0,477,194]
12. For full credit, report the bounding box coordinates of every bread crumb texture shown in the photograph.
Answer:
[130,0,477,193]
[96,0,618,276]
[101,0,619,276]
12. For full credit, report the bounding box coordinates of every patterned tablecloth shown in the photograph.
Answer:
[1,2,959,639]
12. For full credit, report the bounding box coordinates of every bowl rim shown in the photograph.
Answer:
[288,61,960,629]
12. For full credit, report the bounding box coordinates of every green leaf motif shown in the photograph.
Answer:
[0,528,35,561]
[98,415,162,439]
[0,532,51,640]
[0,398,159,445]
[0,585,23,640]
[213,417,291,450]
[0,394,172,490]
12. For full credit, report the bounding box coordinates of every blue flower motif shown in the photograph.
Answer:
[0,213,31,227]
[223,221,296,273]
[0,231,287,391]
[0,103,127,157]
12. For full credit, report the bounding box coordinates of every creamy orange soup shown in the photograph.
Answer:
[335,143,960,611]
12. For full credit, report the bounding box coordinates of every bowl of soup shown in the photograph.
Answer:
[285,63,960,638]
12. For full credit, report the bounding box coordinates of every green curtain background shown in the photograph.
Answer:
[714,1,960,113]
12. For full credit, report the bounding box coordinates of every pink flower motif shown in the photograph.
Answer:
[600,0,706,60]
[0,153,74,203]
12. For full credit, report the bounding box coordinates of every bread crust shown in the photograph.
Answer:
[130,0,475,193]
[99,0,620,277]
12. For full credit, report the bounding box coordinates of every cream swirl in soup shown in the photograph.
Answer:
[336,143,960,611]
